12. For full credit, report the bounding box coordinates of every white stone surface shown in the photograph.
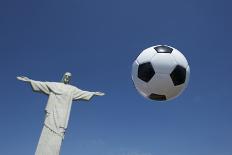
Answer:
[30,80,95,133]
[35,125,63,155]
[17,76,105,155]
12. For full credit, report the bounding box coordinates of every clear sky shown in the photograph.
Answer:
[0,0,232,154]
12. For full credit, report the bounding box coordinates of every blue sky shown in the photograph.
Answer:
[0,0,232,154]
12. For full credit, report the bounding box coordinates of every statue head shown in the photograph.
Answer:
[62,72,72,84]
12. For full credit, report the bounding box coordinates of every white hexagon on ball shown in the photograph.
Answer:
[132,45,190,101]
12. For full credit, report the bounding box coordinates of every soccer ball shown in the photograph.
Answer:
[132,45,190,101]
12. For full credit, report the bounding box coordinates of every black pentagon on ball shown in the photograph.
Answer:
[154,45,173,53]
[170,65,186,86]
[138,62,155,82]
[149,93,167,101]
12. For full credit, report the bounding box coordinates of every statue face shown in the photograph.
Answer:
[62,72,72,84]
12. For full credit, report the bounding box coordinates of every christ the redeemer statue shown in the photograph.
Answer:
[17,72,105,155]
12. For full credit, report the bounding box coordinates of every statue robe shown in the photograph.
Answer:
[30,80,95,155]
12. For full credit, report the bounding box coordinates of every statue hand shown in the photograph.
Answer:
[17,76,31,82]
[94,92,105,96]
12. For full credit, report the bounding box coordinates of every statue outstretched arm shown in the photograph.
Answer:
[72,87,105,101]
[94,92,105,96]
[17,76,50,95]
[17,76,31,82]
